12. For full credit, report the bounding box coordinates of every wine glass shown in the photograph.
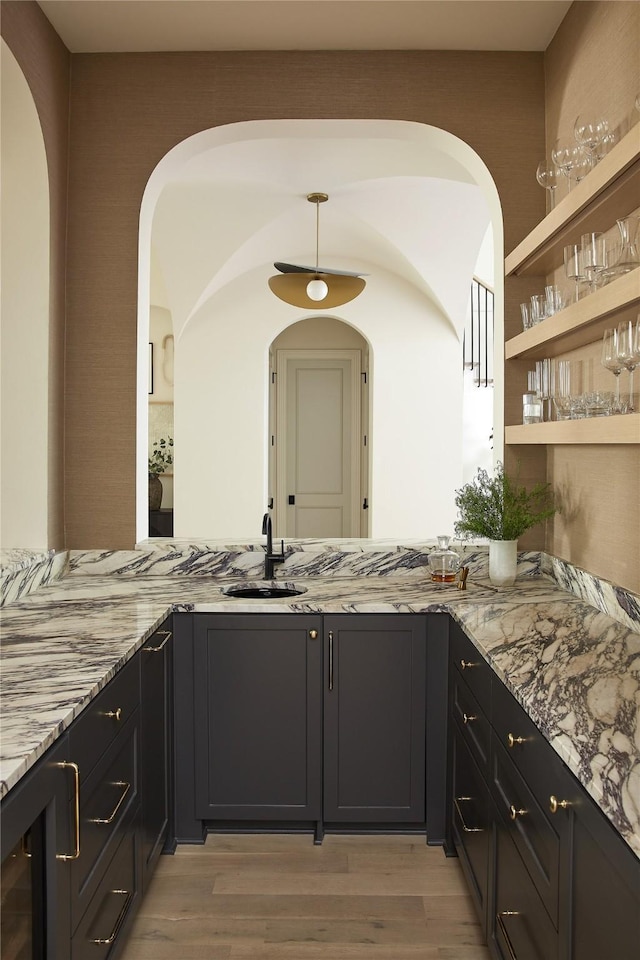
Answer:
[536,160,559,212]
[573,114,608,165]
[601,327,624,413]
[564,243,585,302]
[617,317,640,413]
[552,138,585,188]
[581,232,606,293]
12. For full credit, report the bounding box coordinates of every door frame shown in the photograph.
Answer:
[272,348,362,538]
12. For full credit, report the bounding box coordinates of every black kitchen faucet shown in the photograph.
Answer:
[262,513,285,580]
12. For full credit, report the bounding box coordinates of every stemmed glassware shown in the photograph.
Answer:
[581,232,607,293]
[601,327,624,413]
[616,317,640,413]
[573,115,609,164]
[552,138,586,188]
[536,160,559,212]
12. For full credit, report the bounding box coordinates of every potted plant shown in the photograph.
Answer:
[454,462,556,585]
[148,437,174,511]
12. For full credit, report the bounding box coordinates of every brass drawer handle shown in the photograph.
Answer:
[90,781,131,825]
[144,630,172,652]
[507,733,525,748]
[89,889,133,944]
[460,659,478,670]
[103,707,122,721]
[549,795,570,814]
[496,911,519,960]
[509,804,527,821]
[462,712,478,725]
[56,761,81,860]
[454,796,484,833]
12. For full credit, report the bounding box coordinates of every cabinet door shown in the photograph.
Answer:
[323,614,426,823]
[193,614,322,820]
[140,618,173,891]
[1,736,72,960]
[451,723,491,935]
[567,783,640,960]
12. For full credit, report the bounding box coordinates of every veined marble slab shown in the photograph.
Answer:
[1,566,638,861]
[0,549,68,608]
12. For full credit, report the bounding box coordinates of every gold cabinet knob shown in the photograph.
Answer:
[309,630,318,639]
[462,713,478,725]
[509,804,527,821]
[507,733,525,748]
[549,795,570,814]
[460,659,478,670]
[104,707,122,721]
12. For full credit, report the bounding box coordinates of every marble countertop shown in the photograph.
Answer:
[1,564,638,860]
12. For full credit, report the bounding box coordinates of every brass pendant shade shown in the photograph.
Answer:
[268,272,366,308]
[268,193,366,309]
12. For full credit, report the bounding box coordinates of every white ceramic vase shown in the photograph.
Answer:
[489,539,518,586]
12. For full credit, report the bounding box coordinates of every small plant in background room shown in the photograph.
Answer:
[454,462,556,586]
[148,437,174,477]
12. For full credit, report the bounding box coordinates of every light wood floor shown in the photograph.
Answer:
[120,833,492,960]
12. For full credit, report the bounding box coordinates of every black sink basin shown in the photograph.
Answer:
[223,584,306,599]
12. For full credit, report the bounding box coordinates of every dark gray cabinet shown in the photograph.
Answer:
[140,618,173,889]
[323,614,426,824]
[448,619,640,960]
[1,735,72,960]
[186,613,427,836]
[192,614,323,823]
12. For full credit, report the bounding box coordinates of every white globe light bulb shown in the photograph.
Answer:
[306,278,329,301]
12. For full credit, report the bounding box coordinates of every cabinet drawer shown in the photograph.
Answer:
[71,713,139,930]
[452,670,490,774]
[491,677,571,821]
[72,818,139,960]
[494,825,559,960]
[492,736,560,927]
[70,657,140,780]
[450,623,491,709]
[451,725,490,933]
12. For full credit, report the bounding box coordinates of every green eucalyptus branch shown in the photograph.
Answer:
[454,462,555,541]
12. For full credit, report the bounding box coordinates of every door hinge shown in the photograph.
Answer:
[363,498,369,510]
[271,371,276,384]
[363,435,367,446]
[271,435,275,446]
[361,371,367,384]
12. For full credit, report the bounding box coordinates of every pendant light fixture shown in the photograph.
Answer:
[268,193,367,309]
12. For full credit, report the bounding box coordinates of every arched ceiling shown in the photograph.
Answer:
[150,126,494,339]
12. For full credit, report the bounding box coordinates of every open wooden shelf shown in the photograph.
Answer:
[505,126,640,278]
[505,268,640,360]
[505,413,640,445]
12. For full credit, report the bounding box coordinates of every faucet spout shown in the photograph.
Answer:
[262,513,285,580]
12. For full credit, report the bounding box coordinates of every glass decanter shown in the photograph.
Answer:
[611,216,640,275]
[428,536,460,583]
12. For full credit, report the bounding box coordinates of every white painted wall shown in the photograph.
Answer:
[175,266,462,539]
[0,42,50,548]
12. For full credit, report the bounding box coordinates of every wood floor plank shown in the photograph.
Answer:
[119,834,491,960]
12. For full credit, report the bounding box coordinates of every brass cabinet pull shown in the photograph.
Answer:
[89,889,132,944]
[507,733,525,748]
[56,761,81,860]
[496,911,519,960]
[328,630,334,691]
[89,781,131,825]
[309,629,318,639]
[460,659,478,670]
[144,630,172,652]
[454,796,484,833]
[549,795,570,814]
[103,707,122,721]
[509,804,527,821]
[462,712,478,725]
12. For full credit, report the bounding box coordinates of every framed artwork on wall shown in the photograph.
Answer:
[149,343,154,394]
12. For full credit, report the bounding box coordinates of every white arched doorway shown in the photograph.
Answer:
[269,317,370,539]
[0,41,51,548]
[136,119,503,543]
